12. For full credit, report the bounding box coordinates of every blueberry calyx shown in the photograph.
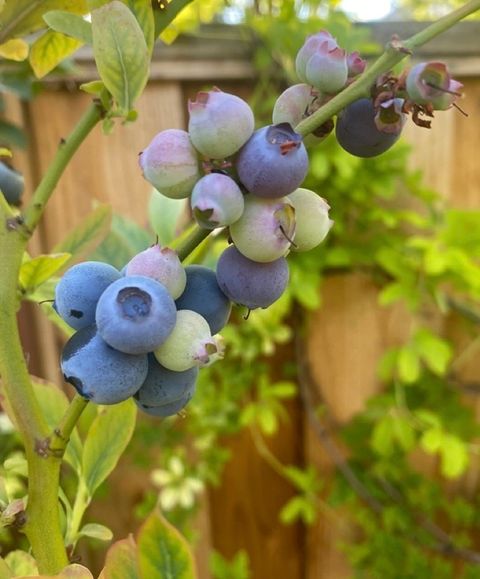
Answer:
[117,287,152,320]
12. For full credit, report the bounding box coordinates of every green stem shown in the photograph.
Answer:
[50,394,89,454]
[295,0,480,137]
[0,101,103,573]
[23,102,103,235]
[176,226,211,262]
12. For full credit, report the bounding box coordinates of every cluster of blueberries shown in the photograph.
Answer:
[48,31,463,418]
[56,255,231,416]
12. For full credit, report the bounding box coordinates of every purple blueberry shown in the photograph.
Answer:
[236,123,309,199]
[188,87,254,159]
[95,276,177,355]
[134,354,198,407]
[54,261,122,330]
[139,129,200,199]
[175,265,232,334]
[61,325,148,404]
[335,98,403,158]
[216,245,289,310]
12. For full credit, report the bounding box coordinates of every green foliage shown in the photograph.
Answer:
[91,1,149,117]
[137,508,196,579]
[210,549,251,579]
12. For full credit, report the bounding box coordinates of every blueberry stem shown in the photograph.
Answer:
[176,225,211,262]
[51,394,89,452]
[22,101,104,235]
[295,0,480,138]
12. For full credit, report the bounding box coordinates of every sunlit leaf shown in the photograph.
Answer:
[29,30,83,78]
[138,508,196,579]
[0,38,28,61]
[99,535,138,579]
[82,400,137,497]
[19,253,71,293]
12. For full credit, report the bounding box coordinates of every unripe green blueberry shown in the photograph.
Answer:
[191,173,244,229]
[229,195,296,263]
[272,84,314,127]
[287,188,333,252]
[154,310,220,372]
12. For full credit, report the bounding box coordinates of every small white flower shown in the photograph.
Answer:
[152,456,204,512]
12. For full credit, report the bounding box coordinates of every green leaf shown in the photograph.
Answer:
[29,30,83,78]
[371,415,395,456]
[52,204,112,267]
[19,253,71,293]
[258,406,277,435]
[4,551,38,576]
[137,508,196,579]
[44,10,93,44]
[148,191,188,246]
[440,434,469,479]
[414,329,452,376]
[79,523,113,542]
[420,427,443,454]
[125,0,155,54]
[0,38,28,61]
[392,416,415,452]
[91,1,149,115]
[0,557,12,579]
[378,282,406,307]
[80,80,106,96]
[153,0,196,41]
[279,496,305,524]
[82,400,137,497]
[397,346,421,384]
[0,0,87,42]
[99,535,138,579]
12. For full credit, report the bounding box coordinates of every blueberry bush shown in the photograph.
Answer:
[0,0,479,577]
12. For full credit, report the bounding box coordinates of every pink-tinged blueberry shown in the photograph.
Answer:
[236,123,308,199]
[295,30,338,83]
[125,245,186,300]
[139,129,200,199]
[188,88,254,159]
[272,84,315,128]
[229,195,296,263]
[190,173,244,229]
[347,51,366,77]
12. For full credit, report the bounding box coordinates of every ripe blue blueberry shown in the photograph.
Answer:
[134,354,198,407]
[0,162,24,206]
[135,389,195,417]
[175,265,232,334]
[61,325,148,404]
[54,261,122,330]
[95,276,177,355]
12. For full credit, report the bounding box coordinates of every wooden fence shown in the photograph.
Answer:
[4,21,480,578]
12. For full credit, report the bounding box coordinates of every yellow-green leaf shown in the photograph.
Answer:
[82,400,137,497]
[19,252,71,292]
[99,535,139,579]
[23,563,94,578]
[0,556,12,578]
[53,204,112,267]
[29,30,83,78]
[0,0,88,42]
[79,523,113,542]
[0,147,11,157]
[0,38,28,61]
[4,551,38,576]
[91,1,149,114]
[44,10,92,44]
[138,509,196,579]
